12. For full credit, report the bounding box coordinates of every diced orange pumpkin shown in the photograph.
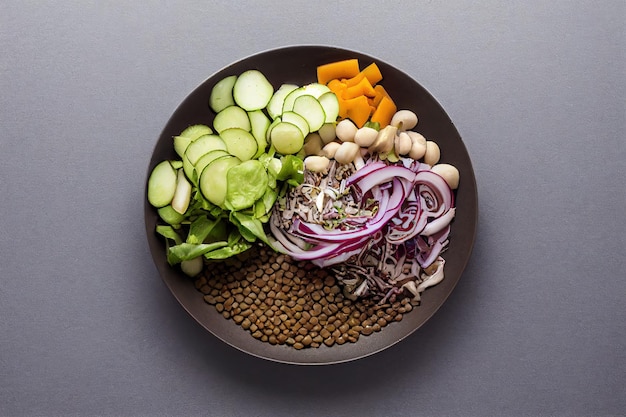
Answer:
[342,72,366,87]
[342,95,372,128]
[361,62,383,86]
[342,77,376,100]
[371,84,391,107]
[327,79,347,97]
[370,95,397,128]
[319,58,396,129]
[317,59,360,85]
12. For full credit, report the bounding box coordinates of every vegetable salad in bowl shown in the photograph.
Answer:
[145,46,476,363]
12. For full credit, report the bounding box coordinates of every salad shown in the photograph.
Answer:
[147,58,459,305]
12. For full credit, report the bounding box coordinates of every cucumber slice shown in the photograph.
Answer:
[269,121,305,155]
[147,160,178,208]
[199,156,241,208]
[174,124,214,157]
[173,136,193,158]
[265,117,282,142]
[266,83,298,119]
[292,95,326,132]
[180,124,213,139]
[181,257,204,277]
[281,111,310,138]
[169,160,183,170]
[318,92,340,123]
[282,83,331,113]
[248,110,271,158]
[219,128,258,161]
[171,169,192,214]
[194,149,231,181]
[183,134,227,181]
[157,204,186,225]
[213,105,251,133]
[209,75,237,113]
[232,70,274,111]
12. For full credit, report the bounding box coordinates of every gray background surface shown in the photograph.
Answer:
[1,1,624,416]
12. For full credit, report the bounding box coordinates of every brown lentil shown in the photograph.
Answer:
[193,245,413,350]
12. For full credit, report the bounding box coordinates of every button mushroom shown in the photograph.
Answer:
[354,126,378,147]
[335,119,358,142]
[390,110,418,131]
[322,141,341,159]
[304,155,331,173]
[431,163,460,189]
[394,131,412,155]
[424,140,441,165]
[407,131,427,160]
[368,125,397,154]
[334,142,360,164]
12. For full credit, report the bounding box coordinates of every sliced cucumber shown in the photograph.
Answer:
[269,121,305,155]
[292,95,326,132]
[194,149,231,182]
[147,160,178,208]
[169,160,183,170]
[248,110,271,158]
[171,169,192,214]
[232,70,274,111]
[318,122,337,143]
[183,134,227,181]
[209,75,237,113]
[265,117,282,142]
[199,156,241,208]
[180,257,204,277]
[213,105,251,133]
[266,83,298,119]
[318,92,340,123]
[281,111,310,138]
[174,124,214,158]
[173,136,193,158]
[282,83,331,113]
[219,128,258,161]
[185,134,227,164]
[180,124,213,139]
[157,204,186,225]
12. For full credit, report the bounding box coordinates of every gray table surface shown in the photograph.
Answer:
[2,1,624,416]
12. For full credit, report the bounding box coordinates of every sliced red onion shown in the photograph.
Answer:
[292,178,407,243]
[416,225,451,268]
[421,207,456,236]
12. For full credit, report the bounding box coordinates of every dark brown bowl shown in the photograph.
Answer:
[144,45,478,365]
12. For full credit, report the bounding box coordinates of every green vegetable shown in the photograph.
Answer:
[270,122,304,155]
[148,68,313,274]
[167,241,228,265]
[220,128,258,161]
[198,155,241,208]
[233,70,274,111]
[230,211,271,245]
[276,154,304,186]
[225,160,269,211]
[209,75,237,113]
[180,257,204,277]
[292,94,326,131]
[213,105,251,133]
[248,110,271,158]
[157,205,185,226]
[187,216,221,244]
[147,161,178,208]
[156,225,183,245]
[267,83,298,119]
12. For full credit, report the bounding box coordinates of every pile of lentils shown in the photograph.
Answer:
[193,244,414,349]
